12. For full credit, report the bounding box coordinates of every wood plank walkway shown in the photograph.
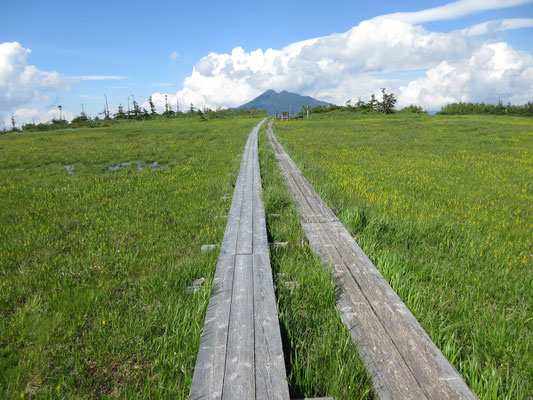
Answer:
[189,119,290,400]
[266,120,477,400]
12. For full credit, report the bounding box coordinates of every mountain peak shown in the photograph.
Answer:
[234,89,329,115]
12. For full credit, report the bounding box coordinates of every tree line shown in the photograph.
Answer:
[309,88,415,115]
[436,101,533,117]
[4,91,533,134]
[5,95,266,133]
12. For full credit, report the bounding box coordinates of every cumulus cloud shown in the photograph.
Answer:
[149,19,476,109]
[0,41,130,124]
[11,107,75,126]
[148,2,533,113]
[0,42,71,112]
[397,42,533,109]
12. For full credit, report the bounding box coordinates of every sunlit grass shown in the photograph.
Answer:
[272,114,532,399]
[258,125,372,399]
[0,118,258,398]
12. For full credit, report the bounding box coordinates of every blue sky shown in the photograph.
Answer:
[1,0,533,124]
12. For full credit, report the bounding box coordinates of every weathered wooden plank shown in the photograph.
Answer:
[252,136,290,397]
[303,221,426,399]
[290,172,326,222]
[329,221,475,399]
[189,251,236,400]
[190,123,256,400]
[290,172,337,223]
[284,171,317,221]
[317,222,427,400]
[190,130,251,399]
[266,119,477,399]
[252,153,270,254]
[191,118,290,400]
[253,252,291,400]
[223,253,255,398]
[219,148,247,258]
[236,135,255,255]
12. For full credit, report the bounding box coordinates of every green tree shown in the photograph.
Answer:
[71,114,89,123]
[149,96,157,116]
[399,105,426,114]
[367,94,378,111]
[355,98,367,110]
[379,88,397,114]
[72,104,89,123]
[132,98,141,118]
[11,114,16,130]
[114,104,126,119]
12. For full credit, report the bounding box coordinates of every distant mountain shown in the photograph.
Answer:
[233,90,329,115]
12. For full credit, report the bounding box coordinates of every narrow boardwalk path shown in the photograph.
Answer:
[189,119,290,400]
[267,120,477,400]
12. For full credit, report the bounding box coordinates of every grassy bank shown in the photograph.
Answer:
[272,114,532,399]
[257,123,371,399]
[0,118,258,398]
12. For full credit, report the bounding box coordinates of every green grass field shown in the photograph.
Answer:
[2,114,531,399]
[272,114,533,399]
[0,118,258,398]
[258,125,371,398]
[0,118,372,399]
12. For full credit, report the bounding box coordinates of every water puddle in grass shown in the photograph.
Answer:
[149,161,161,170]
[108,161,163,172]
[64,165,75,174]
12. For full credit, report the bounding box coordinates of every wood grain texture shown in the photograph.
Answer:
[267,119,477,400]
[190,119,289,400]
[223,253,255,398]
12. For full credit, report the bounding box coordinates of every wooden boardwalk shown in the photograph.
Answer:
[266,120,477,400]
[189,119,290,400]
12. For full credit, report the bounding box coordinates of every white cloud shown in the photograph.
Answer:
[461,18,533,35]
[11,107,75,126]
[374,0,533,24]
[148,1,533,113]
[145,91,205,113]
[73,75,128,81]
[0,42,71,113]
[397,42,533,109]
[148,19,479,109]
[0,41,128,123]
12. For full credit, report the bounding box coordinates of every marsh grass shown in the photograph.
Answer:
[258,125,372,399]
[272,114,532,399]
[0,118,258,398]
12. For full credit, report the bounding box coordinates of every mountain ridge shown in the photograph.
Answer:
[232,90,329,115]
